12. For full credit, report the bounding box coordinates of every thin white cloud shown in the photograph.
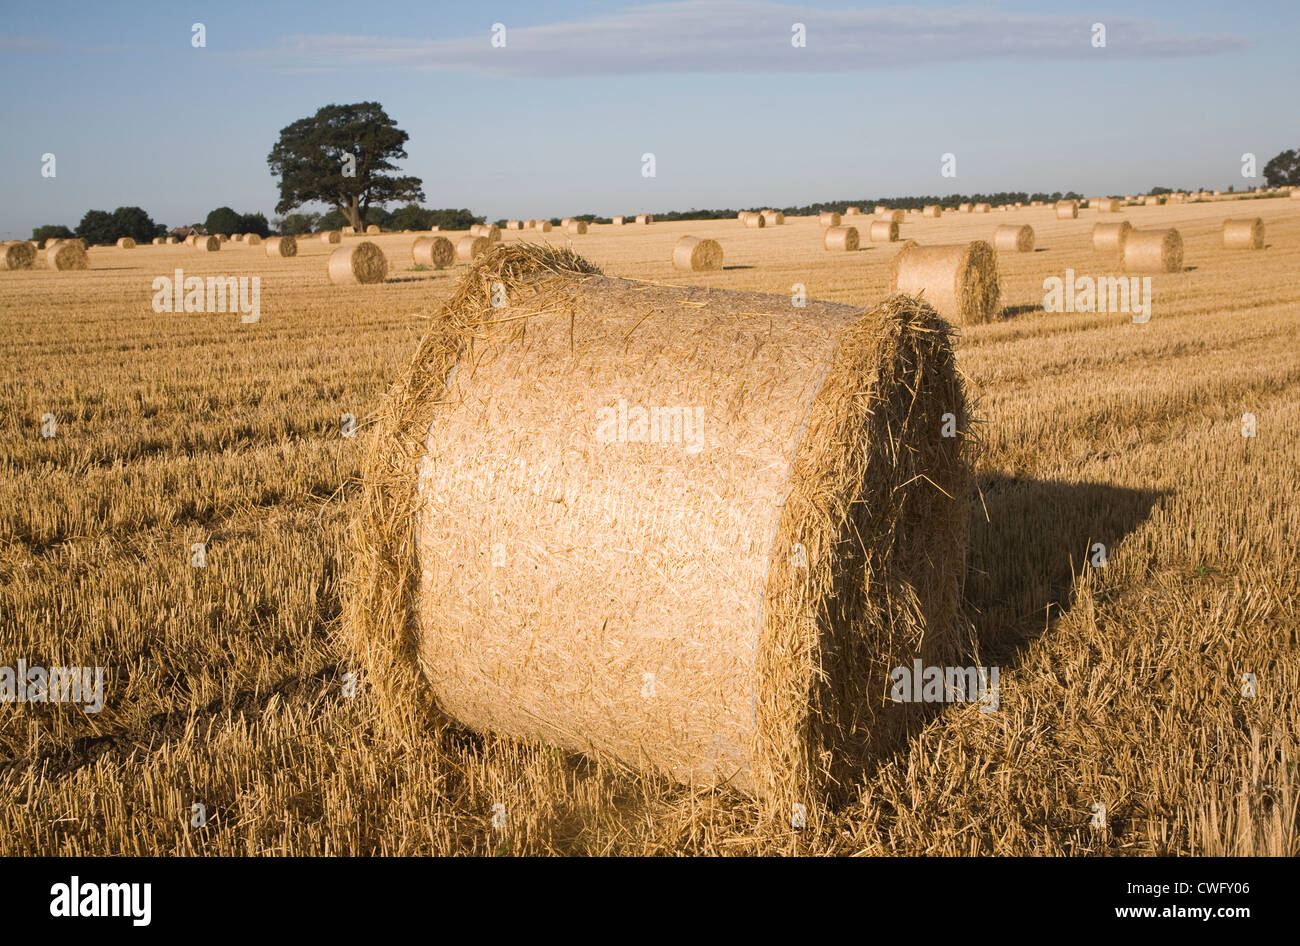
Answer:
[249,1,1250,77]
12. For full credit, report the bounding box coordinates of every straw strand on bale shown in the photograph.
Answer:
[868,220,899,242]
[341,242,973,809]
[1123,229,1184,273]
[1092,221,1132,253]
[888,240,1000,324]
[671,235,723,271]
[412,235,455,269]
[1222,218,1264,250]
[265,235,298,258]
[993,224,1034,253]
[823,226,859,251]
[328,241,388,285]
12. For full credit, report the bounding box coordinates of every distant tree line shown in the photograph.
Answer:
[274,205,479,234]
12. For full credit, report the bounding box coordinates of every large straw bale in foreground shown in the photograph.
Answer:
[671,235,722,270]
[342,243,973,806]
[889,240,1000,324]
[1092,221,1132,252]
[46,242,88,270]
[412,235,455,268]
[993,224,1034,253]
[1222,218,1264,250]
[1123,229,1184,273]
[1,241,37,269]
[328,241,388,284]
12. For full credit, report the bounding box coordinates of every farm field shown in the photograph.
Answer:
[1,196,1297,855]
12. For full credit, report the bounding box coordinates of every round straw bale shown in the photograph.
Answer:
[845,206,861,215]
[473,224,503,241]
[195,236,220,251]
[922,205,942,218]
[1031,200,1043,207]
[534,220,553,232]
[265,235,298,258]
[507,220,524,230]
[165,236,178,245]
[342,242,973,806]
[1055,200,1078,219]
[44,238,63,249]
[565,220,588,235]
[560,218,575,228]
[412,235,455,268]
[671,235,723,271]
[993,224,1034,253]
[1095,198,1122,213]
[457,235,490,261]
[636,214,653,225]
[232,234,244,242]
[819,212,841,227]
[1122,229,1183,273]
[321,230,342,244]
[612,216,625,225]
[875,209,904,225]
[1091,220,1132,252]
[958,203,972,213]
[824,225,859,251]
[742,212,766,228]
[328,241,388,285]
[115,237,136,249]
[973,203,991,214]
[889,240,1000,324]
[1144,196,1161,206]
[873,205,888,215]
[1,241,37,270]
[1221,218,1264,250]
[152,236,164,245]
[868,220,899,242]
[366,225,381,234]
[761,210,784,226]
[244,233,262,245]
[46,242,88,270]
[215,234,229,243]
[343,226,356,235]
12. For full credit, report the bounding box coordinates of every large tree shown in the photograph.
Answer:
[76,210,117,245]
[1263,148,1299,187]
[205,206,243,236]
[113,206,164,243]
[266,102,425,231]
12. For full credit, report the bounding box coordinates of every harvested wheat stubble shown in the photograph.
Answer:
[46,242,88,270]
[457,235,490,261]
[342,242,972,808]
[1092,220,1133,253]
[922,205,942,218]
[115,237,135,249]
[412,235,455,268]
[973,203,991,214]
[244,234,262,245]
[1222,218,1265,250]
[671,235,723,271]
[824,225,860,251]
[1055,200,1078,220]
[566,220,588,235]
[328,241,388,285]
[761,210,784,226]
[1,241,37,270]
[889,240,1000,324]
[321,230,342,244]
[366,225,381,234]
[819,212,841,227]
[742,212,766,228]
[611,216,625,225]
[993,224,1035,253]
[868,220,899,242]
[636,214,653,225]
[958,203,972,213]
[1123,228,1184,273]
[265,235,298,258]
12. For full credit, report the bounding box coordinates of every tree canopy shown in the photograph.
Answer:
[1263,149,1299,187]
[266,102,425,231]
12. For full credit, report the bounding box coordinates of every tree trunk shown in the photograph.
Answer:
[346,195,361,231]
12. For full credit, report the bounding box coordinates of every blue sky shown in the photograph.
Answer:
[2,0,1296,238]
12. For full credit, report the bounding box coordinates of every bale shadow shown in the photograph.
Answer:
[1000,303,1043,319]
[721,265,755,270]
[964,473,1166,662]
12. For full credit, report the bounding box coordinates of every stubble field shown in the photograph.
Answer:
[1,197,1297,855]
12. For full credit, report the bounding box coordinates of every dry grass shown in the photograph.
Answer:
[1,198,1297,855]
